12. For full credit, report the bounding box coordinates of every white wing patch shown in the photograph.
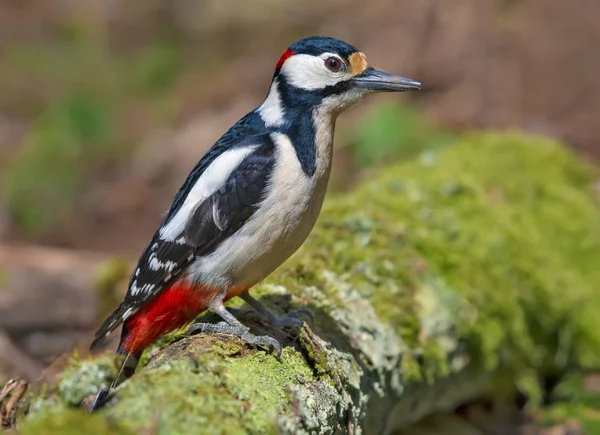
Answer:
[122,307,134,320]
[258,80,285,127]
[212,202,224,231]
[129,281,156,297]
[148,254,177,272]
[159,146,256,241]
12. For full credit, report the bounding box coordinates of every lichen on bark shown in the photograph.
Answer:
[19,132,600,434]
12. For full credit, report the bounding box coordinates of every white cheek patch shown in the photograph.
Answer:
[281,53,350,91]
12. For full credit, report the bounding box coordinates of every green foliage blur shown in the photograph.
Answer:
[349,102,455,167]
[1,25,182,232]
[541,374,600,432]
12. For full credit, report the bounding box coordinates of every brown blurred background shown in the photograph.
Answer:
[0,0,599,394]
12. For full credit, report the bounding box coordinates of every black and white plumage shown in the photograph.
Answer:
[90,137,276,345]
[89,36,420,411]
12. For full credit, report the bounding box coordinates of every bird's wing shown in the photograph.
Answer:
[184,144,275,247]
[90,136,276,349]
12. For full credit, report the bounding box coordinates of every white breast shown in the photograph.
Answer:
[189,111,334,290]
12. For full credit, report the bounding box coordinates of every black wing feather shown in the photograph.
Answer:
[185,144,274,247]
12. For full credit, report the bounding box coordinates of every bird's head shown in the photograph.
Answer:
[269,36,421,116]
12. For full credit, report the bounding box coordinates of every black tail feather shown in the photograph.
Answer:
[90,387,111,412]
[90,326,141,412]
[90,303,130,351]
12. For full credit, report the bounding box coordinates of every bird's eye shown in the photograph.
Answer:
[325,57,342,72]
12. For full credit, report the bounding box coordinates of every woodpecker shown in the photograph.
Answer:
[89,36,420,410]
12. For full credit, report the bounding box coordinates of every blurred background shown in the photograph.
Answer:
[0,0,599,432]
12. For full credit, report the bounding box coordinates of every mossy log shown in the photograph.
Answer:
[19,133,600,434]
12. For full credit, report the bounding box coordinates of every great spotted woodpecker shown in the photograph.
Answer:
[89,36,421,410]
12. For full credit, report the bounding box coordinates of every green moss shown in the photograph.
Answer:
[105,344,314,434]
[225,349,315,433]
[298,329,330,377]
[538,373,600,432]
[291,131,600,378]
[20,132,600,432]
[20,409,134,435]
[110,358,248,435]
[57,356,117,406]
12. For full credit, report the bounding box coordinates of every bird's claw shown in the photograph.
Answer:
[187,321,231,336]
[239,331,282,359]
[228,306,309,330]
[187,321,282,359]
[286,308,314,323]
[271,314,303,329]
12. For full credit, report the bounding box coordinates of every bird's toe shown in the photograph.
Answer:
[286,308,314,322]
[186,321,230,336]
[237,328,282,359]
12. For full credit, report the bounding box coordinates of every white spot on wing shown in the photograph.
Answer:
[212,203,224,231]
[159,146,256,241]
[148,254,177,272]
[129,280,156,297]
[258,80,285,127]
[122,308,134,320]
[130,281,139,296]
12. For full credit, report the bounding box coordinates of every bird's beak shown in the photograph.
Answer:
[352,67,421,92]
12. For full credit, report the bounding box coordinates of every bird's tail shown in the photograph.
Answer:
[90,281,213,411]
[90,326,141,412]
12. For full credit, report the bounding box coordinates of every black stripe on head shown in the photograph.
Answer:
[276,74,354,108]
[274,77,356,177]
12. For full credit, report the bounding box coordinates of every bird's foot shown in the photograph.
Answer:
[187,321,282,359]
[238,293,313,331]
[284,308,314,324]
[265,310,308,329]
[228,307,309,329]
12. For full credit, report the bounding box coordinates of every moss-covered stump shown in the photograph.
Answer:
[20,132,600,434]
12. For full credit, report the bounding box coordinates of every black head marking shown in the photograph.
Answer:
[287,36,360,61]
[269,37,363,176]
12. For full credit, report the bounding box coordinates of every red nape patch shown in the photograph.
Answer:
[275,48,294,71]
[123,281,216,354]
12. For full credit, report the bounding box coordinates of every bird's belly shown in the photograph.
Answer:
[233,188,325,286]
